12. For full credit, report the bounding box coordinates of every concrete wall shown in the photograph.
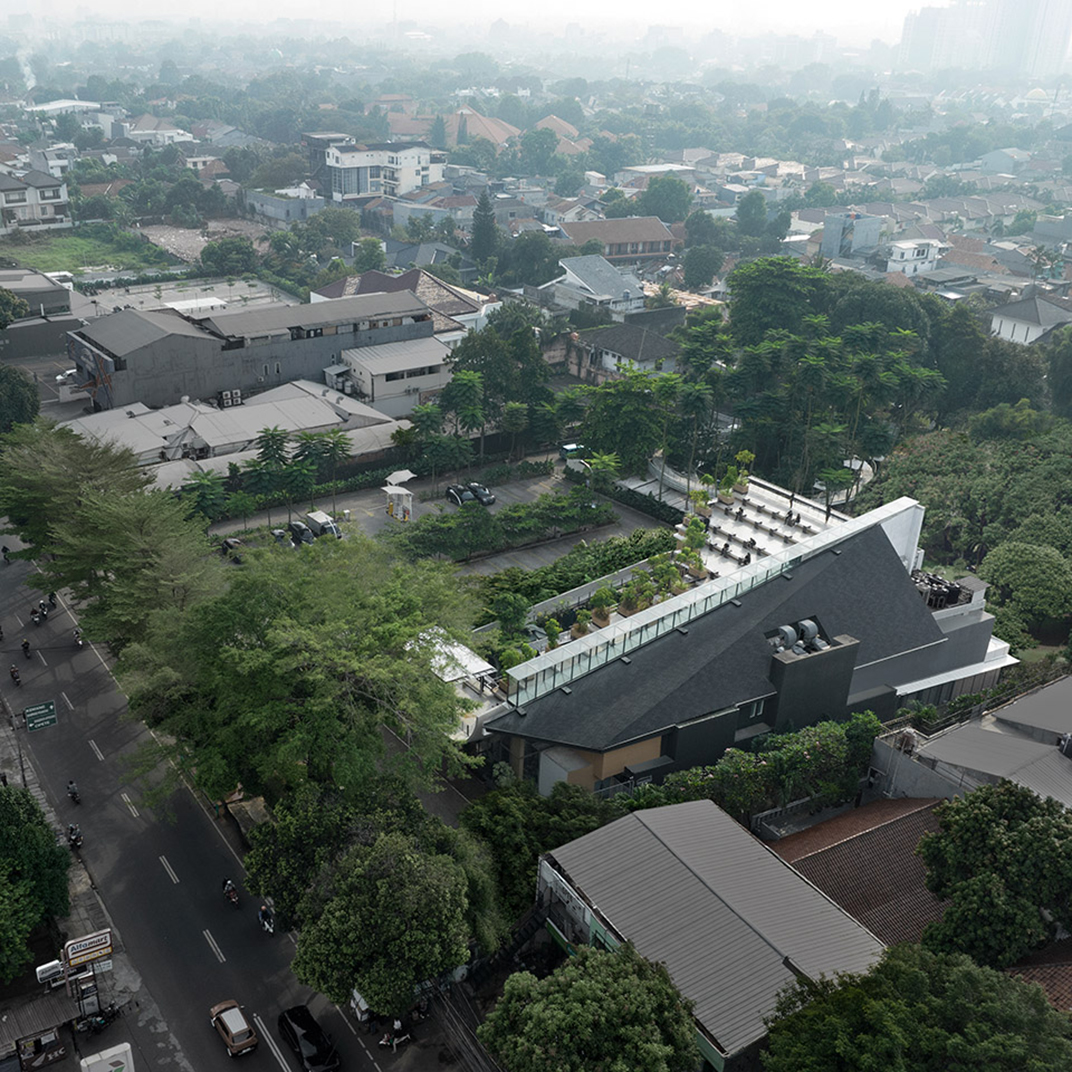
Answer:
[870,737,959,800]
[70,319,435,410]
[246,190,325,222]
[0,315,81,359]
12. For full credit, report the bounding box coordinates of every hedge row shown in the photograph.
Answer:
[562,467,685,526]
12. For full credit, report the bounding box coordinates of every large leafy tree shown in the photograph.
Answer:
[0,285,29,328]
[0,788,70,983]
[727,257,831,346]
[637,174,693,223]
[478,943,699,1072]
[580,368,666,474]
[978,542,1072,630]
[0,365,39,434]
[460,781,614,918]
[763,943,1072,1072]
[0,419,150,555]
[41,488,222,648]
[917,780,1072,969]
[117,534,479,802]
[291,830,471,1013]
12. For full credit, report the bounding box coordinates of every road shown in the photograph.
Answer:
[0,549,430,1072]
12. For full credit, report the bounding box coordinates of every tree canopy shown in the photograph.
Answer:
[478,943,699,1072]
[0,788,70,983]
[917,780,1072,969]
[0,365,39,434]
[763,943,1072,1072]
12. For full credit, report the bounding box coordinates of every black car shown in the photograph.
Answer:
[466,482,496,505]
[288,521,316,546]
[445,483,476,506]
[277,1005,340,1072]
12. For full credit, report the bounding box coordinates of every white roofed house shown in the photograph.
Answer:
[538,255,646,320]
[989,291,1072,344]
[341,336,454,418]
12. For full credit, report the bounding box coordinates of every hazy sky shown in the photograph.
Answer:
[24,0,927,49]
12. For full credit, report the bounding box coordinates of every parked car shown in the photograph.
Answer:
[559,442,586,459]
[277,1005,340,1072]
[445,484,476,506]
[210,1000,258,1057]
[466,482,496,505]
[55,369,78,384]
[288,521,316,546]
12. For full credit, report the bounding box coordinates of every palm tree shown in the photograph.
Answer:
[501,401,529,461]
[316,429,351,515]
[255,426,290,469]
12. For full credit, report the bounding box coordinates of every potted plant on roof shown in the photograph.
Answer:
[571,608,592,639]
[590,586,617,628]
[689,488,711,518]
[617,580,640,617]
[734,450,755,494]
[718,466,738,505]
[681,548,709,580]
[544,618,562,650]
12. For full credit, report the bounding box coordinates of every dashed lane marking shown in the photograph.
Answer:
[202,929,225,963]
[159,855,179,884]
[120,792,139,818]
[88,739,104,762]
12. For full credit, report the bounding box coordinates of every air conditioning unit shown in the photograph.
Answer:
[232,389,241,401]
[221,396,232,407]
[221,390,232,400]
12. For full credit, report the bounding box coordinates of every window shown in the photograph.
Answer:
[275,363,281,375]
[39,188,61,201]
[4,192,25,205]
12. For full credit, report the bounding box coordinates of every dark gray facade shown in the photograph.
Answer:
[67,292,435,410]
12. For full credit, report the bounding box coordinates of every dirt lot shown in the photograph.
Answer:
[138,217,271,264]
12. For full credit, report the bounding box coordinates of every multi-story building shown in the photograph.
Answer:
[67,292,436,411]
[302,133,446,201]
[0,171,70,235]
[559,217,676,264]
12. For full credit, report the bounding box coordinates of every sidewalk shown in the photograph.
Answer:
[0,700,192,1072]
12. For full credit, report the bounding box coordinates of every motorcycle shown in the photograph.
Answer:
[74,629,84,649]
[30,610,40,626]
[48,592,56,608]
[9,666,20,687]
[67,824,83,850]
[21,640,30,659]
[258,906,275,934]
[222,880,239,908]
[67,782,80,805]
[75,1003,120,1035]
[378,1022,411,1050]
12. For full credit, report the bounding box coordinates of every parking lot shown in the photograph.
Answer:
[211,465,667,575]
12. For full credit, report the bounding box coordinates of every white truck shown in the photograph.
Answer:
[305,510,342,539]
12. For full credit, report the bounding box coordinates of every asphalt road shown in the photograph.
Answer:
[0,549,422,1072]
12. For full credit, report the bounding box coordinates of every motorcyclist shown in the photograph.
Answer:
[47,592,56,607]
[67,780,79,800]
[67,823,82,847]
[21,638,30,658]
[258,904,273,929]
[73,628,83,648]
[9,665,19,685]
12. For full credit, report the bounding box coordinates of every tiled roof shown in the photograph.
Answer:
[560,216,675,245]
[771,798,947,946]
[536,114,579,140]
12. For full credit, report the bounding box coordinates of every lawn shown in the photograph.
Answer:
[0,228,179,275]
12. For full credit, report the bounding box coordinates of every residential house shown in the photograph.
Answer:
[535,114,580,140]
[385,108,520,150]
[539,800,884,1071]
[540,197,602,228]
[482,494,1014,795]
[320,140,446,201]
[66,292,436,411]
[118,115,194,146]
[29,143,75,178]
[538,255,646,321]
[245,185,325,222]
[614,162,698,186]
[380,239,479,283]
[0,171,70,235]
[980,147,1032,173]
[884,238,944,276]
[990,291,1072,343]
[559,217,675,263]
[820,210,884,257]
[565,323,678,384]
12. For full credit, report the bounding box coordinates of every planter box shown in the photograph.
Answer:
[733,482,749,494]
[687,564,709,579]
[695,504,712,518]
[592,611,612,629]
[570,624,590,639]
[717,491,735,505]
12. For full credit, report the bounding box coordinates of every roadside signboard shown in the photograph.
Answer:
[65,930,113,968]
[24,701,57,732]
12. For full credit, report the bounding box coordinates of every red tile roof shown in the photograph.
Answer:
[771,798,947,946]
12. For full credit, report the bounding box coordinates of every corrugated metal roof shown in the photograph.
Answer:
[343,335,451,376]
[201,292,430,338]
[76,309,209,356]
[994,676,1072,736]
[550,800,883,1056]
[917,721,1051,777]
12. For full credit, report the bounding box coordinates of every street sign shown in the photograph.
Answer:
[65,930,112,968]
[24,701,57,732]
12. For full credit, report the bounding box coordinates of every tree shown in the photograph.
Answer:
[117,535,479,803]
[471,190,500,266]
[182,470,227,523]
[200,235,258,276]
[291,830,471,1013]
[461,781,614,918]
[763,943,1072,1072]
[0,365,39,434]
[0,787,70,983]
[352,237,385,273]
[637,175,693,223]
[917,780,1072,968]
[684,209,719,248]
[0,419,150,556]
[683,245,723,290]
[735,189,770,238]
[0,286,29,328]
[727,257,831,346]
[478,943,699,1072]
[429,114,447,150]
[979,542,1072,630]
[501,401,529,460]
[580,369,666,474]
[519,127,559,176]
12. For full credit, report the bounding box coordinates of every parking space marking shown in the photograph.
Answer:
[120,792,139,817]
[253,1013,291,1071]
[88,739,104,761]
[202,929,225,963]
[61,692,74,711]
[159,855,179,884]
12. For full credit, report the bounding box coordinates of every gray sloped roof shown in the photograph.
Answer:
[575,323,678,366]
[994,676,1072,736]
[200,292,431,338]
[488,524,943,751]
[990,294,1072,327]
[549,800,884,1056]
[75,309,210,356]
[559,254,643,300]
